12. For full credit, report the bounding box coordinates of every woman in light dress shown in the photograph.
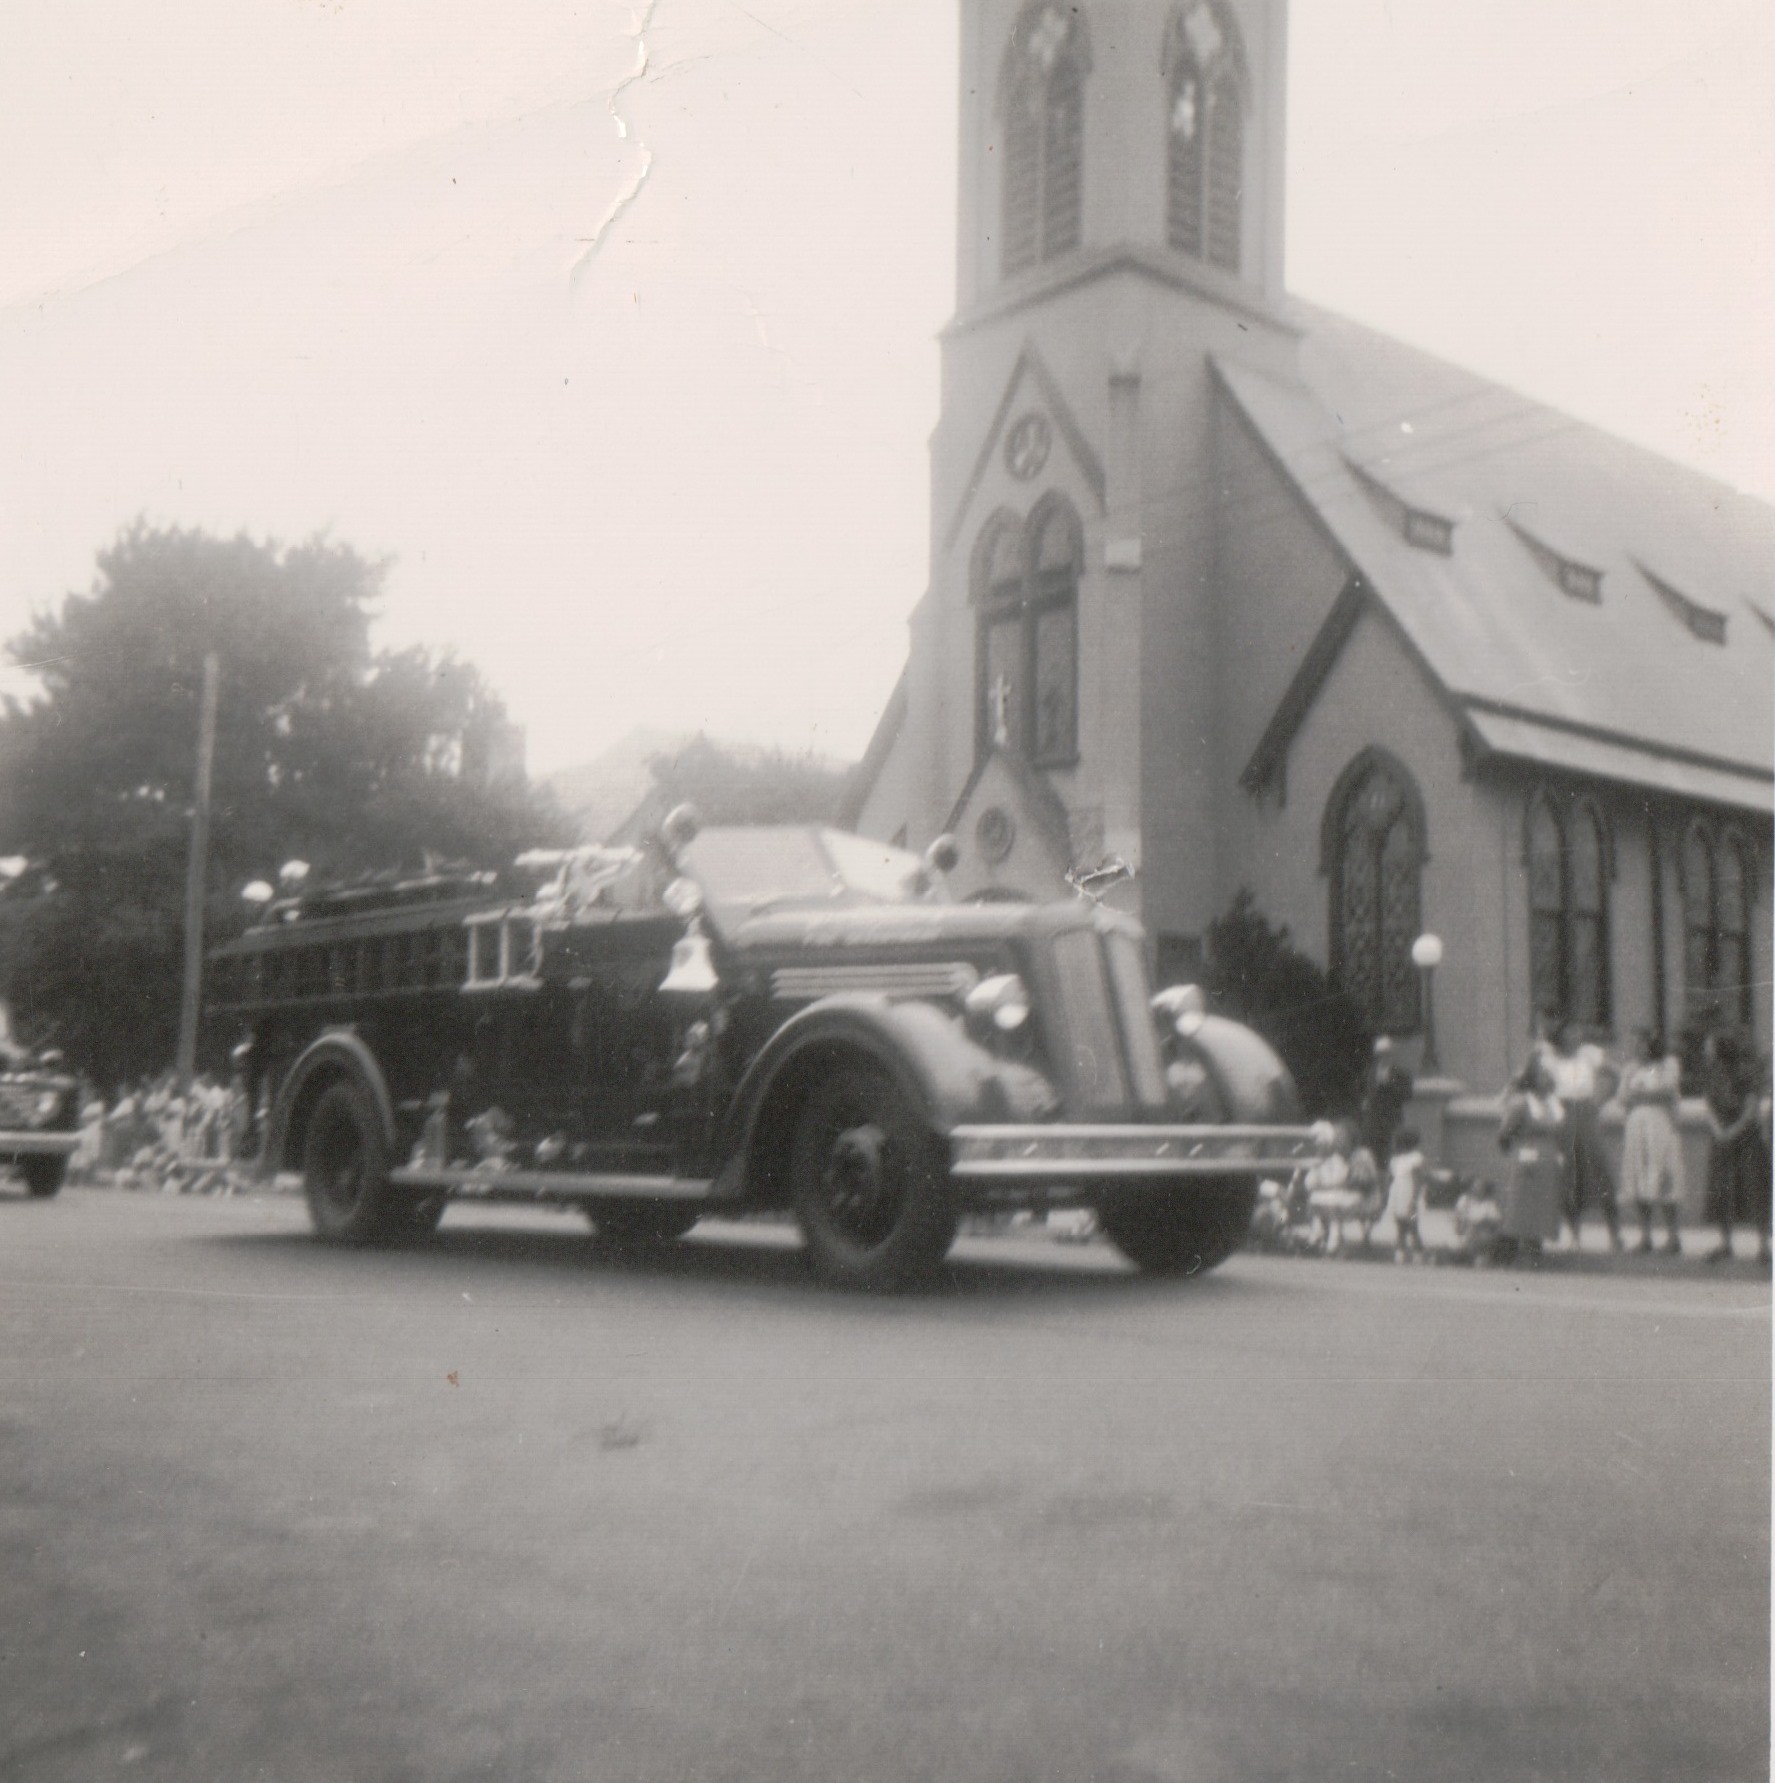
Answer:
[1495,1058,1566,1260]
[1615,1028,1685,1255]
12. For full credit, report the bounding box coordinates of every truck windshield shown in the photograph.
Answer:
[683,828,936,921]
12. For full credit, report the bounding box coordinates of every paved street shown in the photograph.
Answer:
[2,1185,1767,1783]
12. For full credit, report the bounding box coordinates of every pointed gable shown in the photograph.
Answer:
[941,745,1074,901]
[943,342,1105,555]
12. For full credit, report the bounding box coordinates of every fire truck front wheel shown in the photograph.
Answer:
[20,1154,66,1198]
[302,1079,402,1245]
[1097,1178,1257,1277]
[789,1063,957,1291]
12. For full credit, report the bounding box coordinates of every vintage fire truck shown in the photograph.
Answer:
[206,814,1312,1288]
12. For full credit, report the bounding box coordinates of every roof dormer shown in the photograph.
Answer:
[1344,457,1458,556]
[1636,561,1728,644]
[1505,517,1604,604]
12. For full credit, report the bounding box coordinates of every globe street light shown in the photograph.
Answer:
[1411,932,1444,1075]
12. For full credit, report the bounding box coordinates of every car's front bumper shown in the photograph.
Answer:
[0,1130,79,1157]
[949,1123,1315,1184]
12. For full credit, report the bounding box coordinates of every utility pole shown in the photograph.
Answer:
[175,652,220,1093]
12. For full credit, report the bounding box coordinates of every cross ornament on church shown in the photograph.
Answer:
[1171,79,1198,141]
[1028,6,1070,71]
[988,672,1014,748]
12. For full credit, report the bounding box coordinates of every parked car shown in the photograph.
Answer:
[0,1006,78,1198]
[206,814,1310,1288]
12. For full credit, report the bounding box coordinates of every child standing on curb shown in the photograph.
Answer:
[1387,1127,1427,1263]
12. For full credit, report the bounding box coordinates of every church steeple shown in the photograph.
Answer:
[957,0,1289,313]
[879,0,1300,921]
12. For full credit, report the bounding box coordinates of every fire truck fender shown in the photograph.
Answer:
[1171,1015,1301,1124]
[272,1029,399,1172]
[720,995,1054,1203]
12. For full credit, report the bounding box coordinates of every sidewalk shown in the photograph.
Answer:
[66,1167,1775,1282]
[1310,1205,1773,1278]
[70,1160,266,1196]
[1002,1204,1774,1280]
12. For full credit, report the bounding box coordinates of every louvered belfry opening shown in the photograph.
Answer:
[1001,4,1087,277]
[1166,1,1245,273]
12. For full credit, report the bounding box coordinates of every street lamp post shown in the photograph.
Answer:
[1411,932,1444,1076]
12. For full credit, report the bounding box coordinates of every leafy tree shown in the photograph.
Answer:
[0,523,565,1086]
[635,734,850,831]
[1203,889,1371,1118]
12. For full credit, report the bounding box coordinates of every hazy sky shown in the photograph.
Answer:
[3,0,1770,773]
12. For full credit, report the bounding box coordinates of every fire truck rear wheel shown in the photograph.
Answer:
[1098,1178,1257,1277]
[789,1063,956,1291]
[302,1079,399,1245]
[21,1154,66,1198]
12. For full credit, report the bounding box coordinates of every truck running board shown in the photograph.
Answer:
[387,1166,714,1202]
[0,1132,81,1155]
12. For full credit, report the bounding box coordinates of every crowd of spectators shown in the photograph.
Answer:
[1495,1021,1773,1266]
[1254,1023,1772,1269]
[70,1070,255,1193]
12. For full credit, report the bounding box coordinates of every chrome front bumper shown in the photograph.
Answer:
[949,1123,1316,1182]
[0,1130,79,1156]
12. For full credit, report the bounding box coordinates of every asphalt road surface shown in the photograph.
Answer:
[2,1186,1768,1783]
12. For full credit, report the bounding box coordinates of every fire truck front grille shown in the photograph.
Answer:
[1049,929,1128,1107]
[1049,928,1169,1112]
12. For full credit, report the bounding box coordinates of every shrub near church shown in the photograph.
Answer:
[209,812,1311,1289]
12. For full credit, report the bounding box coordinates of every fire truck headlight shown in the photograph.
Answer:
[964,974,1031,1041]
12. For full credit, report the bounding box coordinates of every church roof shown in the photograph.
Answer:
[1213,309,1774,814]
[838,668,907,831]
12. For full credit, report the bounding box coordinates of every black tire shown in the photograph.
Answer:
[301,1080,399,1245]
[21,1154,66,1198]
[1098,1178,1257,1277]
[589,1201,702,1248]
[789,1064,956,1290]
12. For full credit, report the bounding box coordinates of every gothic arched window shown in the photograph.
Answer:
[1566,802,1609,1027]
[1717,835,1752,1025]
[1525,789,1611,1029]
[974,497,1080,768]
[1527,795,1565,1017]
[1001,4,1090,277]
[1683,822,1754,1025]
[1164,1,1245,272]
[1326,751,1425,1033]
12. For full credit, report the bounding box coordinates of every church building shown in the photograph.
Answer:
[847,0,1774,1096]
